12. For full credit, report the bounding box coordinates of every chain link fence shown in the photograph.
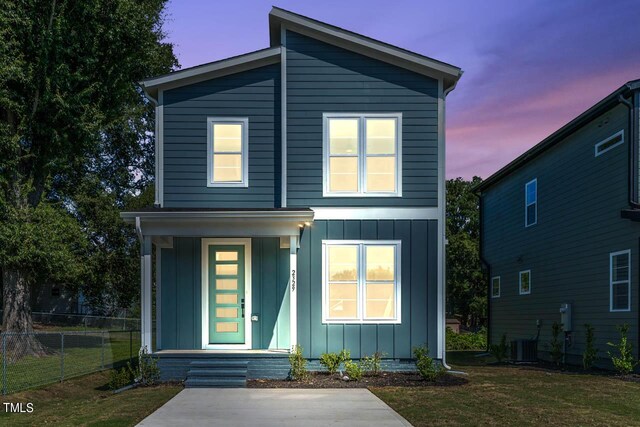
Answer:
[0,330,140,395]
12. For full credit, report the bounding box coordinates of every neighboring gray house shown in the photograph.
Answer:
[121,7,462,385]
[478,79,640,366]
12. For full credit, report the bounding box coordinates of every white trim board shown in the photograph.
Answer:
[311,207,438,220]
[201,238,253,350]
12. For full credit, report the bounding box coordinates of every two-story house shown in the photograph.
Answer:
[478,79,640,366]
[122,7,462,385]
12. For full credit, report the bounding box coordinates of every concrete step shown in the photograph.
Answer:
[187,368,247,378]
[185,377,246,388]
[189,360,249,369]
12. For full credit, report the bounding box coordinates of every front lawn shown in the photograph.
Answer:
[371,351,640,426]
[0,370,181,427]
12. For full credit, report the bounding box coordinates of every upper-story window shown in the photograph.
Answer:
[595,130,624,157]
[610,250,631,312]
[323,113,402,197]
[525,179,537,227]
[207,117,249,187]
[491,276,501,298]
[519,270,531,295]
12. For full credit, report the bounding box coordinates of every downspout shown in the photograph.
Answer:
[441,80,460,370]
[135,216,143,243]
[619,94,640,209]
[139,83,161,208]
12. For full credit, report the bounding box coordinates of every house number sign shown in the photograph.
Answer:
[291,269,296,292]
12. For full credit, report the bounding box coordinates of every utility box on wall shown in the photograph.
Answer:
[560,303,572,332]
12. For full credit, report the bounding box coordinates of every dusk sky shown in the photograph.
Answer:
[164,0,640,179]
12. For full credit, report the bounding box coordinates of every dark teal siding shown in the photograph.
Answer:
[285,31,440,207]
[160,237,289,350]
[162,64,281,208]
[297,219,437,359]
[482,104,640,363]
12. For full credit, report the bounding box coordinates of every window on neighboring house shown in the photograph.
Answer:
[525,179,537,227]
[322,241,401,323]
[491,276,501,298]
[207,117,248,187]
[519,270,531,295]
[323,114,402,197]
[595,130,624,157]
[610,250,631,312]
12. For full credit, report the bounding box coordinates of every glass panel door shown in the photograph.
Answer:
[209,245,245,344]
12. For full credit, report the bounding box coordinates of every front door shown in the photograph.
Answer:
[209,245,245,344]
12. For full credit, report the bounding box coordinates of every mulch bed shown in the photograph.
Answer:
[248,371,468,388]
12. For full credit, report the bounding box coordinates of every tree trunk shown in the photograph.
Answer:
[2,269,46,360]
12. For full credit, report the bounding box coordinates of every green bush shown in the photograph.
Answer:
[446,327,487,351]
[608,324,638,375]
[289,345,309,380]
[344,360,363,381]
[136,346,160,386]
[583,323,598,370]
[319,352,342,374]
[413,345,442,381]
[108,363,135,390]
[549,322,564,366]
[361,351,384,375]
[489,333,509,363]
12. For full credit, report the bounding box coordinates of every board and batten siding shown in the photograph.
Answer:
[297,219,438,359]
[160,237,290,350]
[162,64,281,208]
[483,103,640,361]
[284,31,440,207]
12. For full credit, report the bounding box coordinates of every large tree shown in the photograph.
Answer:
[0,0,177,343]
[446,177,486,328]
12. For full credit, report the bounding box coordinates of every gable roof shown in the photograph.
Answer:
[475,79,640,193]
[268,7,462,91]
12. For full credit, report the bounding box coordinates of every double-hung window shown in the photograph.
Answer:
[519,270,531,295]
[207,117,249,187]
[322,241,401,323]
[323,113,402,196]
[525,179,537,227]
[610,250,631,312]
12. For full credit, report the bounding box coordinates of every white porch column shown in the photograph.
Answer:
[289,235,298,350]
[141,236,153,352]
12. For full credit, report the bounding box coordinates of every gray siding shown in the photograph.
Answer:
[162,64,281,208]
[285,31,440,207]
[297,219,438,359]
[482,104,640,362]
[160,237,289,350]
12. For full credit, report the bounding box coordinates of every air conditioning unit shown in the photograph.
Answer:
[510,339,537,362]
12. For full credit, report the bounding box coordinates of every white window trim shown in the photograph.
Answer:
[519,270,531,295]
[525,178,537,227]
[491,276,501,298]
[595,130,625,157]
[321,240,401,324]
[610,249,631,312]
[322,113,402,197]
[206,117,249,188]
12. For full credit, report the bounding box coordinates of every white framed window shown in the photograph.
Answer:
[321,240,401,323]
[491,276,501,298]
[610,250,631,312]
[322,113,402,197]
[519,270,531,295]
[206,117,249,187]
[595,130,624,157]
[525,179,537,227]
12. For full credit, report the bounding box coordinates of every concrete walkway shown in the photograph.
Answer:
[138,388,412,426]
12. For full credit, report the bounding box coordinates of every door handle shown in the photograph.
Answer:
[241,298,245,318]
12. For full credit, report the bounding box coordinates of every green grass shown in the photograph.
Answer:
[371,351,640,426]
[1,332,140,394]
[0,370,181,426]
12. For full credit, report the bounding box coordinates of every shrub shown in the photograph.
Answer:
[136,346,160,386]
[583,323,598,370]
[344,360,363,381]
[489,333,509,363]
[108,363,135,390]
[413,345,442,381]
[361,351,384,375]
[319,352,342,374]
[608,324,638,375]
[289,345,309,380]
[446,327,488,351]
[549,322,564,366]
